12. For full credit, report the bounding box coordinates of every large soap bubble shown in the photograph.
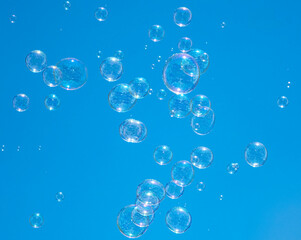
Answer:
[13,94,29,112]
[108,84,136,112]
[25,50,47,73]
[165,207,191,234]
[129,78,150,99]
[153,145,173,165]
[100,57,123,82]
[136,179,165,203]
[171,161,194,187]
[173,7,192,27]
[190,146,213,169]
[168,94,191,118]
[245,142,267,167]
[165,181,184,199]
[148,25,165,42]
[163,53,200,95]
[119,119,147,143]
[188,49,210,74]
[191,108,215,135]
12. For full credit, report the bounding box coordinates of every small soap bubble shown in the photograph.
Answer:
[196,182,205,191]
[227,163,239,174]
[221,21,226,28]
[188,49,210,74]
[190,95,211,117]
[149,25,165,42]
[119,119,147,143]
[144,45,148,50]
[25,50,47,73]
[168,94,191,118]
[136,179,166,203]
[108,84,136,112]
[64,1,71,10]
[13,94,30,112]
[154,145,173,165]
[9,14,17,23]
[191,108,215,135]
[100,57,123,82]
[173,7,192,27]
[245,142,267,167]
[95,7,108,21]
[38,145,42,151]
[1,145,5,152]
[44,94,60,111]
[97,50,102,59]
[43,66,62,87]
[148,88,153,95]
[129,77,150,99]
[277,96,288,108]
[191,146,213,169]
[157,56,162,62]
[165,181,184,199]
[56,192,64,202]
[29,213,44,228]
[178,37,192,52]
[165,206,192,234]
[157,89,167,100]
[171,161,194,187]
[171,48,174,52]
[114,50,124,60]
[287,81,291,88]
[219,195,223,200]
[16,146,20,152]
[151,63,155,70]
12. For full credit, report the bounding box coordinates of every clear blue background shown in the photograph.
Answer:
[0,0,301,239]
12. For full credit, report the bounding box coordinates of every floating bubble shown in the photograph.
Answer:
[1,145,5,152]
[221,21,226,28]
[227,163,239,174]
[137,179,165,203]
[196,182,205,191]
[188,49,210,74]
[117,205,148,238]
[25,50,47,73]
[190,95,211,117]
[129,78,150,99]
[17,146,21,152]
[100,57,123,82]
[97,50,102,59]
[157,56,162,62]
[29,213,44,228]
[64,1,71,10]
[56,58,87,90]
[153,145,173,165]
[191,108,215,135]
[114,50,124,60]
[219,195,224,200]
[148,25,165,42]
[169,94,191,118]
[191,146,213,169]
[173,7,192,27]
[136,190,160,216]
[163,53,200,95]
[171,161,194,187]
[108,84,136,112]
[165,181,184,199]
[148,88,153,95]
[178,37,192,52]
[13,94,29,112]
[9,14,17,23]
[119,119,147,143]
[245,142,267,167]
[131,206,154,227]
[38,145,42,151]
[95,7,108,21]
[151,63,155,70]
[277,96,288,108]
[56,192,64,202]
[43,66,62,87]
[44,94,60,111]
[157,89,167,100]
[165,207,191,234]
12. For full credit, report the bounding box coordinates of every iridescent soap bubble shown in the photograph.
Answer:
[117,205,148,238]
[137,179,165,203]
[9,14,17,23]
[188,49,210,74]
[56,192,64,202]
[136,190,160,216]
[157,89,167,100]
[191,108,215,135]
[277,96,288,108]
[114,50,124,60]
[44,94,60,111]
[165,181,184,199]
[131,206,154,227]
[169,94,191,118]
[196,182,205,191]
[163,53,200,94]
[56,58,87,90]
[171,161,194,187]
[25,50,47,73]
[148,25,165,42]
[64,1,71,10]
[100,57,123,82]
[178,37,192,52]
[191,146,213,169]
[129,78,150,99]
[108,84,136,112]
[166,207,191,234]
[173,7,192,27]
[190,95,211,117]
[119,119,147,143]
[13,94,29,112]
[245,142,267,167]
[154,145,173,165]
[29,213,44,228]
[227,163,239,174]
[95,7,108,21]
[43,66,62,87]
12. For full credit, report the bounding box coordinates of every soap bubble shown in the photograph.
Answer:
[9,14,17,23]
[108,84,136,112]
[29,213,44,228]
[221,21,226,28]
[165,207,191,234]
[129,78,150,99]
[43,66,62,87]
[178,37,192,52]
[171,161,194,187]
[277,96,288,108]
[157,89,167,100]
[191,108,215,135]
[149,25,165,42]
[196,182,205,191]
[13,94,29,112]
[173,7,192,27]
[190,95,211,116]
[97,50,102,59]
[114,50,124,60]
[136,190,160,216]
[117,205,148,238]
[190,146,213,169]
[165,181,184,199]
[188,49,210,74]
[64,1,71,10]
[56,58,87,90]
[148,88,153,95]
[119,119,147,143]
[168,94,191,118]
[131,206,154,227]
[227,163,239,174]
[100,57,123,82]
[137,179,165,203]
[95,7,108,21]
[163,53,200,94]
[153,145,173,165]
[25,50,47,73]
[45,94,60,111]
[56,192,64,202]
[245,142,267,167]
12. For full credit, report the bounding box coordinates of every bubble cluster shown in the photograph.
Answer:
[178,37,192,52]
[108,84,136,112]
[119,119,147,143]
[13,94,30,112]
[245,142,267,167]
[148,25,165,42]
[100,57,123,82]
[191,108,215,135]
[191,146,213,169]
[169,94,191,118]
[29,213,44,228]
[43,66,62,87]
[165,207,191,234]
[190,95,211,117]
[277,96,288,108]
[45,94,60,111]
[165,181,184,199]
[95,7,108,21]
[153,145,173,165]
[25,50,47,73]
[227,163,239,174]
[171,160,194,187]
[174,7,192,27]
[129,78,150,99]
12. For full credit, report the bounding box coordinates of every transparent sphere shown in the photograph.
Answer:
[190,95,211,117]
[169,94,191,118]
[227,163,239,174]
[100,57,123,82]
[191,108,215,135]
[136,190,160,216]
[9,14,17,23]
[56,58,87,90]
[148,88,153,95]
[137,179,166,203]
[163,53,200,95]
[148,25,165,42]
[44,94,60,111]
[114,50,124,60]
[157,89,167,100]
[188,49,210,74]
[97,50,102,59]
[277,96,288,108]
[56,192,64,202]
[171,161,194,187]
[64,1,71,10]
[178,37,192,52]
[13,94,29,112]
[165,181,184,199]
[191,146,213,169]
[131,206,154,227]
[95,7,108,21]
[196,182,205,191]
[25,50,47,73]
[173,7,192,27]
[129,77,150,99]
[245,142,267,167]
[117,205,148,238]
[166,207,191,234]
[29,213,44,228]
[43,66,62,87]
[153,145,173,165]
[108,84,136,112]
[119,119,147,143]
